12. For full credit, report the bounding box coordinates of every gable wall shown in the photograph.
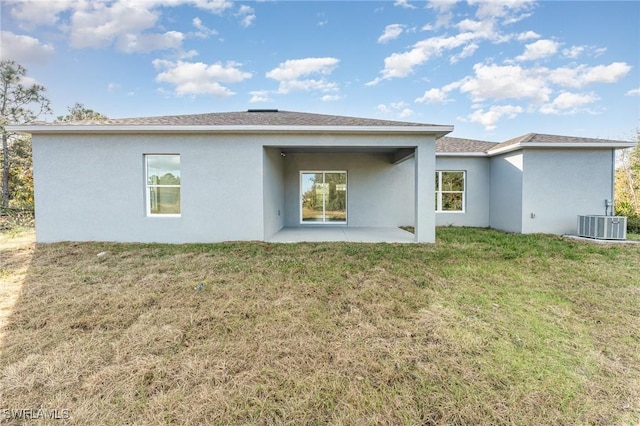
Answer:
[521,148,614,235]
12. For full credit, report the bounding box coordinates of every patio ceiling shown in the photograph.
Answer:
[277,146,416,164]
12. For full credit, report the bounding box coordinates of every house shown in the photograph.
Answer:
[9,110,635,243]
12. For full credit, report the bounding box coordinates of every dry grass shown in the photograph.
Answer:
[1,228,639,425]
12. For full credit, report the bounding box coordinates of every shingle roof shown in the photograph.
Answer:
[488,133,630,152]
[436,136,498,153]
[40,110,441,127]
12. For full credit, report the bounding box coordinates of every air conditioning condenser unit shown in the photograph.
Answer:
[577,215,627,240]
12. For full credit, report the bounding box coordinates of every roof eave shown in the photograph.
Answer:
[436,152,488,157]
[6,124,454,137]
[522,142,637,149]
[487,141,636,156]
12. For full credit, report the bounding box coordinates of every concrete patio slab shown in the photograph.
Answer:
[268,227,415,243]
[562,235,640,245]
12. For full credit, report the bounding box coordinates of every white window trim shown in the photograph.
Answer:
[300,170,348,225]
[145,154,181,217]
[435,170,466,213]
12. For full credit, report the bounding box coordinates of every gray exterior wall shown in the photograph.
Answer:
[489,152,524,233]
[283,152,414,228]
[32,133,435,243]
[521,149,614,235]
[263,147,285,240]
[33,134,265,243]
[435,156,491,228]
[487,148,615,235]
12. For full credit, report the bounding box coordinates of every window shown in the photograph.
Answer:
[435,171,465,212]
[300,171,347,223]
[146,154,180,216]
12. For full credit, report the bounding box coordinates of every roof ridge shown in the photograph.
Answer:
[34,110,445,127]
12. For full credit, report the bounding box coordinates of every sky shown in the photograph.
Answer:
[1,0,639,142]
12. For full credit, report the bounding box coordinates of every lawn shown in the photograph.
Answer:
[1,228,639,425]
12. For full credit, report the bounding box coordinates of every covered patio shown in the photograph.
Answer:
[267,226,415,243]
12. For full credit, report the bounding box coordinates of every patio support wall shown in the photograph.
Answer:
[414,140,436,243]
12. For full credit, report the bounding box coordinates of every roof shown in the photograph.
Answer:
[486,133,635,155]
[21,109,438,127]
[7,110,635,153]
[8,109,453,137]
[436,137,497,153]
[436,133,635,156]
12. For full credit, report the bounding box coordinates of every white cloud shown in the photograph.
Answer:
[626,88,640,96]
[415,81,461,104]
[7,0,238,53]
[267,57,338,81]
[69,1,160,49]
[266,57,340,94]
[378,24,405,44]
[153,59,252,97]
[459,63,551,103]
[266,57,340,95]
[249,90,271,103]
[562,45,585,59]
[593,47,607,57]
[516,31,540,41]
[377,101,413,118]
[368,32,479,83]
[276,79,338,94]
[391,101,409,110]
[464,105,523,130]
[416,88,449,104]
[0,31,55,64]
[192,17,218,38]
[516,39,559,61]
[539,91,599,115]
[117,31,184,53]
[8,0,76,27]
[450,43,478,63]
[399,108,414,118]
[368,0,536,85]
[422,59,632,129]
[427,0,458,28]
[546,62,632,88]
[321,94,341,102]
[107,82,120,92]
[469,0,535,20]
[236,5,255,27]
[394,0,416,9]
[191,0,233,14]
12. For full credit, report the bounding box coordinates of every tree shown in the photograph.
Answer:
[1,60,51,208]
[56,102,107,122]
[615,134,640,232]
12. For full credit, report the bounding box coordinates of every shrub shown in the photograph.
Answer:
[626,213,640,234]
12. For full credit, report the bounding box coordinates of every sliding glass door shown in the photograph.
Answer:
[301,171,347,224]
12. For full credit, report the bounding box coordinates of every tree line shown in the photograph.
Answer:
[1,60,107,215]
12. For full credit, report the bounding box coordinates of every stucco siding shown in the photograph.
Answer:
[283,152,415,228]
[489,152,523,233]
[521,149,614,235]
[32,134,265,243]
[263,147,285,239]
[435,156,490,227]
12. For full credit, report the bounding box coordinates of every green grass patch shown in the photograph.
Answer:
[1,228,639,425]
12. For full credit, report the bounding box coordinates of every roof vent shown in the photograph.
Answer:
[247,109,278,113]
